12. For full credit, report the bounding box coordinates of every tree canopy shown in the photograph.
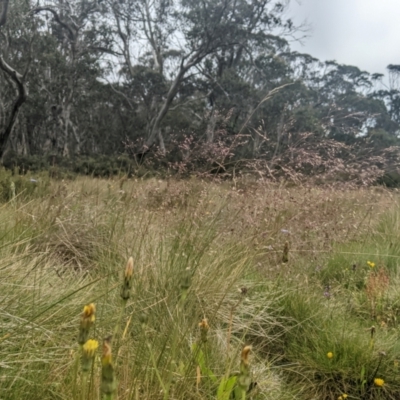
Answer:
[0,0,399,183]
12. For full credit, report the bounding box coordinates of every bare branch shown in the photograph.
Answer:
[32,7,76,40]
[169,90,212,111]
[88,46,123,57]
[105,78,136,110]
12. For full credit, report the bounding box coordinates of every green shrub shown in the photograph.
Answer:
[0,168,50,202]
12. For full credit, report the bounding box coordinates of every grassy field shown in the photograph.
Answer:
[1,174,400,400]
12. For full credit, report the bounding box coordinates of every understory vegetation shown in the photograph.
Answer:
[1,0,400,187]
[1,175,400,399]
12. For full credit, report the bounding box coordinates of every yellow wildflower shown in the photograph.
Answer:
[101,336,117,395]
[338,395,348,400]
[83,339,99,358]
[102,336,113,367]
[241,345,252,367]
[327,351,334,359]
[82,303,96,322]
[78,303,96,345]
[238,346,252,393]
[81,339,99,372]
[367,261,376,268]
[374,378,384,387]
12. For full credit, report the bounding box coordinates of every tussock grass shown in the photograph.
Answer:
[0,176,399,399]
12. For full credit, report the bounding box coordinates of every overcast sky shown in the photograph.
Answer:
[288,0,400,76]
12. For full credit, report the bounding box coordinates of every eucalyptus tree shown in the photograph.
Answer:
[0,0,29,158]
[109,0,175,153]
[196,5,297,144]
[108,0,301,154]
[372,65,400,134]
[320,62,399,144]
[30,0,108,156]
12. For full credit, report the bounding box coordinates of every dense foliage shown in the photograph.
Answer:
[1,0,399,182]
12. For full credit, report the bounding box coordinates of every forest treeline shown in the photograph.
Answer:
[1,0,400,183]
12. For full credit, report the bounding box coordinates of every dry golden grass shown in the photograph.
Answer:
[1,176,399,400]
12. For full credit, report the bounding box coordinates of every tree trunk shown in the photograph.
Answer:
[145,65,188,149]
[206,107,217,143]
[0,55,27,159]
[0,0,10,27]
[157,129,166,155]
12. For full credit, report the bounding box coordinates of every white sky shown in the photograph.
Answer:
[288,0,400,76]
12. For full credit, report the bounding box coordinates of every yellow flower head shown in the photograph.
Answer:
[327,352,334,359]
[102,336,113,366]
[367,261,376,268]
[239,345,252,381]
[101,336,116,395]
[125,257,134,279]
[199,318,209,331]
[82,303,96,322]
[121,258,134,300]
[374,378,384,387]
[241,345,252,367]
[81,339,99,372]
[83,339,99,358]
[78,303,96,344]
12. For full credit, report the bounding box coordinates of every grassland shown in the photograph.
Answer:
[1,174,400,400]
